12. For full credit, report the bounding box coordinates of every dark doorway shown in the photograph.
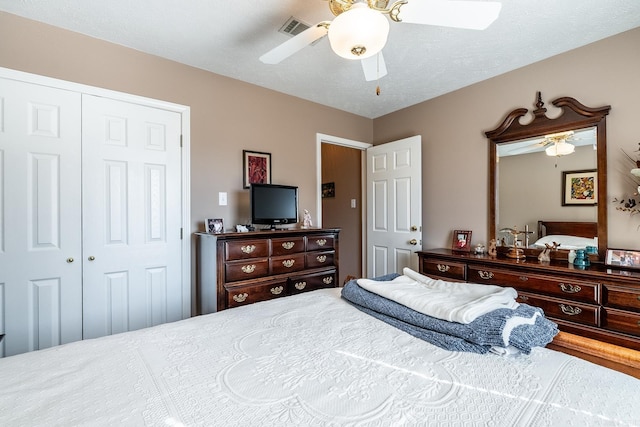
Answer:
[321,143,362,284]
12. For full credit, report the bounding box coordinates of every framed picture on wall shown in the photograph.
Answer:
[243,150,271,189]
[452,230,472,252]
[322,182,335,198]
[562,169,597,206]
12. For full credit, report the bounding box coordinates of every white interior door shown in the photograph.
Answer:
[82,95,183,339]
[0,78,83,356]
[366,135,422,277]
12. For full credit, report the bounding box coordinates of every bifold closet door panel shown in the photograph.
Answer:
[0,78,83,357]
[81,94,183,339]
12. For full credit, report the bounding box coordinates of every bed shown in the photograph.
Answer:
[0,287,638,426]
[535,220,598,249]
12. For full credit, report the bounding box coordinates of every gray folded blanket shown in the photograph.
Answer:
[341,275,558,354]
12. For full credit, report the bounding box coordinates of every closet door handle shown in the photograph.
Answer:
[66,257,74,263]
[88,256,96,261]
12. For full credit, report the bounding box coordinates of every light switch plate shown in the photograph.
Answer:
[219,192,227,206]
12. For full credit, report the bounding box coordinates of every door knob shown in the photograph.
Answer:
[88,256,96,261]
[66,257,74,263]
[409,239,418,245]
[411,226,418,231]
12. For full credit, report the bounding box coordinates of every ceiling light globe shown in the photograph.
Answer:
[328,3,390,60]
[545,141,575,156]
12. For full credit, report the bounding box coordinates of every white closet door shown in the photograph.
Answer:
[0,78,82,356]
[81,95,183,339]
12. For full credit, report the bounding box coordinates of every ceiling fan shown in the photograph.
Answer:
[504,131,587,157]
[259,0,502,83]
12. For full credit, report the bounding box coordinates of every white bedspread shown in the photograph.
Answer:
[0,289,639,426]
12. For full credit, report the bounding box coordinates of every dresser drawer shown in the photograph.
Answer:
[226,280,288,308]
[468,266,600,304]
[306,234,336,251]
[289,270,337,294]
[225,240,270,261]
[603,307,640,337]
[604,284,640,311]
[271,236,305,256]
[516,292,600,327]
[421,259,466,281]
[306,250,335,268]
[225,258,270,282]
[270,253,306,275]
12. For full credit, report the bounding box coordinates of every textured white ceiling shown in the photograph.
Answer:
[2,0,640,118]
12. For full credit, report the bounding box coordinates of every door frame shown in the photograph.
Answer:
[316,133,371,276]
[0,67,192,318]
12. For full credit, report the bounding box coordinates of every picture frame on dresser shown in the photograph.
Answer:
[605,248,640,269]
[206,218,224,234]
[243,150,271,189]
[451,230,472,252]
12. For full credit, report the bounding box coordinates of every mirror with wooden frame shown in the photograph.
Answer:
[485,92,611,258]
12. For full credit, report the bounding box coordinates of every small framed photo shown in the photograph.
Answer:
[562,169,597,206]
[243,150,271,189]
[605,248,640,270]
[206,218,224,234]
[452,230,472,252]
[322,182,335,198]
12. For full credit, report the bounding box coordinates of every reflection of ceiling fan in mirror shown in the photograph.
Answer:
[500,128,596,158]
[259,0,502,84]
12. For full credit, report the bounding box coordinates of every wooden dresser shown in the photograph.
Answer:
[417,249,640,351]
[196,228,339,313]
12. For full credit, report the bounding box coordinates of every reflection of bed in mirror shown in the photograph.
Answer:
[534,220,598,250]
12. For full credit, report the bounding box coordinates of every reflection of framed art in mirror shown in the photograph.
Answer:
[562,169,597,206]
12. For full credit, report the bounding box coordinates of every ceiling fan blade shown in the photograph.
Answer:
[361,52,388,82]
[398,1,502,30]
[259,22,329,64]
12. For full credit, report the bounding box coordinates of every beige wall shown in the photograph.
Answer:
[0,12,373,236]
[3,10,640,271]
[374,27,640,251]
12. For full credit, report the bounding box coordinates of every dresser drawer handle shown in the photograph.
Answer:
[316,239,327,246]
[316,255,327,263]
[282,259,295,268]
[233,293,248,303]
[559,283,582,294]
[241,245,255,254]
[437,264,450,273]
[559,304,582,316]
[518,276,528,281]
[518,295,529,301]
[282,242,295,250]
[478,271,494,280]
[241,264,256,274]
[323,276,334,285]
[294,281,307,290]
[270,286,284,295]
[637,296,640,302]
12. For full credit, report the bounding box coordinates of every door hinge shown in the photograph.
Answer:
[180,228,183,239]
[180,135,183,148]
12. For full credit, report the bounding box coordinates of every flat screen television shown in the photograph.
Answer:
[250,183,298,230]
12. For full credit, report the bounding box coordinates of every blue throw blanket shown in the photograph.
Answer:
[341,275,558,354]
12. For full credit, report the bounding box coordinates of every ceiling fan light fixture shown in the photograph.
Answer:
[545,141,575,157]
[328,3,390,60]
